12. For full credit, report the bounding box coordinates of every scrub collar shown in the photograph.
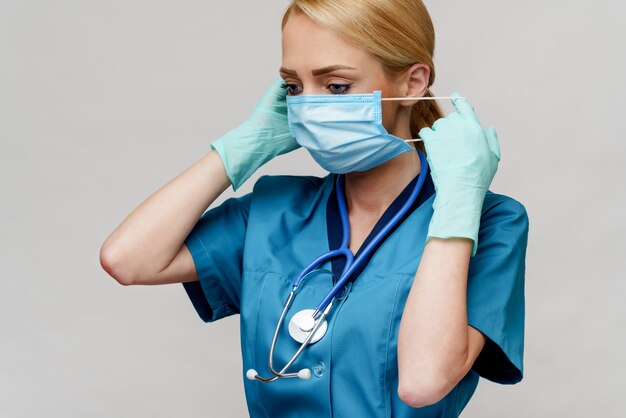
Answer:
[326,150,435,283]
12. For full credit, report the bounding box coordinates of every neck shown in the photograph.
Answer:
[343,147,421,217]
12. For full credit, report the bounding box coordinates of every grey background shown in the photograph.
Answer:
[1,0,624,417]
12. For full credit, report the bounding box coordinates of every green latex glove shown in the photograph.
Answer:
[418,92,501,256]
[211,77,300,191]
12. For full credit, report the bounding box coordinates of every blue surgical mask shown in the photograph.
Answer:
[286,90,419,173]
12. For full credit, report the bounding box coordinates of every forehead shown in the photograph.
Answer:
[281,13,375,69]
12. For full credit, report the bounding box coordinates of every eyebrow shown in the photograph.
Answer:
[279,65,358,77]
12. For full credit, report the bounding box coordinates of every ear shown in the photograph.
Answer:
[399,63,430,107]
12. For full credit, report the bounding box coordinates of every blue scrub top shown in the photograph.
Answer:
[182,163,529,418]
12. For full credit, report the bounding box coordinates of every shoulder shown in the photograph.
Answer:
[253,173,329,191]
[475,191,530,258]
[482,191,529,229]
[250,174,333,205]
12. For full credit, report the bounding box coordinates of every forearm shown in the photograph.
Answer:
[100,150,230,282]
[397,237,472,401]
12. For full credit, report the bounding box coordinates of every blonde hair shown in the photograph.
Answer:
[281,0,443,154]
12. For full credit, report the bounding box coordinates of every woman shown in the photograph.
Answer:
[100,0,528,416]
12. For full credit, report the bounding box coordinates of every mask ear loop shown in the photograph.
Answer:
[380,96,465,100]
[380,95,467,142]
[381,96,462,101]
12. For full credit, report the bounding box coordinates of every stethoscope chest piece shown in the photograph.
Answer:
[247,150,430,384]
[288,309,327,344]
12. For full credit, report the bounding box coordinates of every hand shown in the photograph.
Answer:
[418,93,501,256]
[210,77,301,190]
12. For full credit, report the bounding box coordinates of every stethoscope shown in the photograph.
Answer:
[246,149,429,383]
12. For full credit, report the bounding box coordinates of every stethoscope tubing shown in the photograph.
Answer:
[250,148,429,382]
[312,149,429,315]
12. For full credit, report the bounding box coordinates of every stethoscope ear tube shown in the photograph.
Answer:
[313,149,429,314]
[247,149,429,383]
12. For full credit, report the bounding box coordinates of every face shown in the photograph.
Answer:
[280,12,429,137]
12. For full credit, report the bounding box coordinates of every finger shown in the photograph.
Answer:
[257,77,287,107]
[418,126,436,142]
[256,77,289,115]
[451,92,481,125]
[485,126,501,161]
[271,76,287,100]
[431,117,446,131]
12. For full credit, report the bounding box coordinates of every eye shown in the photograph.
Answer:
[328,83,351,94]
[280,82,302,96]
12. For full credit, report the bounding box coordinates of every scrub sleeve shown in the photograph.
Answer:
[179,173,529,417]
[181,193,252,323]
[466,193,529,384]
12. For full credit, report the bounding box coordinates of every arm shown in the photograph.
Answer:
[397,237,486,408]
[100,77,299,286]
[398,94,501,407]
[99,150,230,286]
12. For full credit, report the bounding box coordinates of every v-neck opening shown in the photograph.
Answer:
[325,153,435,285]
